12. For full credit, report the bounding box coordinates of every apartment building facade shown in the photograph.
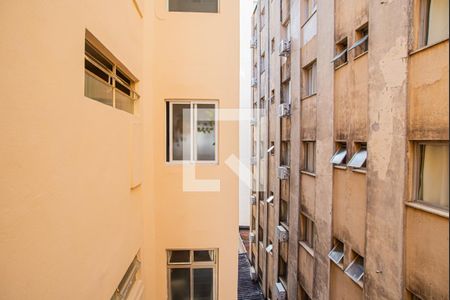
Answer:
[249,0,449,299]
[0,0,239,300]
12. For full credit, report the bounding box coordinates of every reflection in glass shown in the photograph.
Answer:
[193,268,214,300]
[84,72,113,106]
[172,104,191,161]
[196,104,216,161]
[170,268,190,300]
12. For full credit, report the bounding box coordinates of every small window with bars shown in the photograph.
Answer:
[84,39,139,114]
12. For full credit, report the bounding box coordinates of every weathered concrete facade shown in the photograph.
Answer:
[249,0,448,299]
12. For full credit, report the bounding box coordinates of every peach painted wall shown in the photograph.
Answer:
[145,0,240,299]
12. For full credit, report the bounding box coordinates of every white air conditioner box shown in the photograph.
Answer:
[279,40,291,57]
[278,103,291,117]
[277,166,290,180]
[275,282,287,300]
[276,225,289,243]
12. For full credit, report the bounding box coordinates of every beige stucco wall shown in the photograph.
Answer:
[405,208,449,299]
[146,0,240,299]
[0,0,149,299]
[408,41,449,140]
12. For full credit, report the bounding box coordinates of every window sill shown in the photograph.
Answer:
[299,241,315,257]
[301,93,317,101]
[405,201,449,219]
[333,165,347,170]
[330,259,344,270]
[409,38,449,56]
[354,51,368,61]
[351,168,367,175]
[300,170,316,177]
[334,61,348,71]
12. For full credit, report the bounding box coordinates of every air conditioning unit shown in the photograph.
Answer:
[250,195,257,205]
[250,266,257,281]
[250,156,257,166]
[250,117,257,126]
[250,38,257,49]
[277,166,290,180]
[279,40,291,57]
[251,77,258,87]
[276,225,289,242]
[249,232,256,243]
[275,282,287,300]
[278,103,291,117]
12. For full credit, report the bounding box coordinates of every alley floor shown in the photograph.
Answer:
[238,229,264,300]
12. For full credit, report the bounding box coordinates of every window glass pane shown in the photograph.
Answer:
[419,144,449,208]
[330,147,347,165]
[348,148,367,169]
[169,250,191,264]
[170,268,190,300]
[328,241,344,265]
[169,0,218,13]
[345,256,364,282]
[172,104,191,161]
[427,0,449,45]
[85,72,113,106]
[194,251,214,262]
[115,90,134,114]
[193,268,214,300]
[85,42,113,71]
[196,104,216,161]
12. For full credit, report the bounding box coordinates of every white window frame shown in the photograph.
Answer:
[167,249,218,300]
[344,255,365,286]
[167,100,218,164]
[348,144,367,169]
[328,240,344,267]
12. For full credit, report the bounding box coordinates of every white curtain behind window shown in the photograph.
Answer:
[428,0,449,45]
[421,144,449,208]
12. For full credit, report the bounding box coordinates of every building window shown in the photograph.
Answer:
[348,143,367,169]
[280,199,289,225]
[167,249,217,300]
[330,142,347,166]
[304,61,317,97]
[344,254,364,286]
[415,142,449,209]
[306,0,317,17]
[111,255,141,300]
[84,40,139,114]
[168,0,218,13]
[328,239,344,268]
[332,37,348,69]
[300,214,315,249]
[281,141,291,166]
[166,101,218,163]
[258,225,264,242]
[418,0,449,47]
[260,52,266,74]
[278,255,288,286]
[281,80,291,104]
[349,23,369,57]
[303,141,315,173]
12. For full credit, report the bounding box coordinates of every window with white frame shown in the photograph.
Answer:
[303,141,315,173]
[84,40,139,114]
[168,0,218,13]
[166,101,218,163]
[348,143,367,169]
[418,0,449,47]
[305,61,317,97]
[306,0,317,17]
[330,142,347,165]
[167,249,217,300]
[415,142,449,209]
[344,254,364,286]
[332,37,348,69]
